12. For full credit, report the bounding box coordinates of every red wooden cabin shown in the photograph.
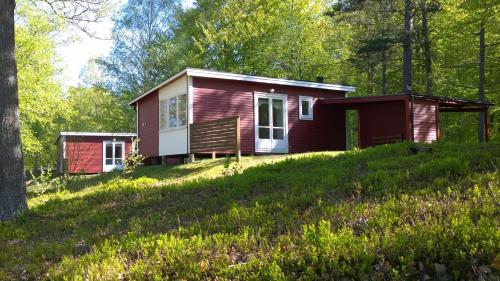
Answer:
[128,68,492,164]
[55,132,136,174]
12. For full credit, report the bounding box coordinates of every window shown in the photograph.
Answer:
[160,93,187,130]
[103,141,125,172]
[299,96,314,120]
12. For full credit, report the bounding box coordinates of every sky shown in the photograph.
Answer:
[56,0,195,87]
[56,19,115,87]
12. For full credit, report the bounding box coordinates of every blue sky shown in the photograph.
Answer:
[56,0,195,87]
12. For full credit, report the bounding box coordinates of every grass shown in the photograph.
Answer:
[0,142,499,280]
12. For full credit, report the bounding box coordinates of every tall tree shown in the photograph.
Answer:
[0,0,109,221]
[477,26,485,142]
[98,0,181,96]
[16,3,70,170]
[0,0,28,221]
[402,0,414,92]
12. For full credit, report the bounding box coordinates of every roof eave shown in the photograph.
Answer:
[129,68,356,105]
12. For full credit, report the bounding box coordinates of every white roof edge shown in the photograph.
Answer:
[129,69,188,105]
[129,68,356,105]
[59,132,137,137]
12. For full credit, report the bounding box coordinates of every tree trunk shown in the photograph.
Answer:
[381,50,388,95]
[0,0,28,221]
[367,64,374,96]
[421,2,433,95]
[477,27,485,143]
[403,0,413,92]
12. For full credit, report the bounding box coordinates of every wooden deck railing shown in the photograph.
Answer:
[189,116,241,161]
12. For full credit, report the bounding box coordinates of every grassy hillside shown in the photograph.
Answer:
[0,142,499,280]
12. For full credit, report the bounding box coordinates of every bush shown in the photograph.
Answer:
[414,157,469,181]
[123,138,145,174]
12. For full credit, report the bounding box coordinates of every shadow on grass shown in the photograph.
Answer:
[2,141,499,278]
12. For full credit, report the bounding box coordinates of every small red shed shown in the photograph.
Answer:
[55,132,136,174]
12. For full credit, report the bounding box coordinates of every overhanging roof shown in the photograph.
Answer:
[129,68,356,105]
[55,132,136,144]
[318,93,493,110]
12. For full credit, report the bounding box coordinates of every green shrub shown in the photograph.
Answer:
[1,142,499,280]
[414,157,469,181]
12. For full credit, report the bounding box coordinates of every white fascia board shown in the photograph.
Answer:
[129,68,356,106]
[128,69,188,105]
[186,68,357,92]
[60,132,137,137]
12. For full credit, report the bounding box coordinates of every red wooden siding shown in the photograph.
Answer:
[137,90,159,158]
[357,101,408,148]
[192,77,346,154]
[412,99,438,143]
[65,136,132,174]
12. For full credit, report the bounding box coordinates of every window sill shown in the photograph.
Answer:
[299,116,313,121]
[160,125,187,133]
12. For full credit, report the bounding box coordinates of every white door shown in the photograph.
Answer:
[103,141,125,172]
[254,93,288,153]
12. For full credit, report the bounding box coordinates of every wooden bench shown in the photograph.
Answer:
[372,134,403,145]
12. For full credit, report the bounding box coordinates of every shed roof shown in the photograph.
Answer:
[129,68,356,105]
[55,132,136,144]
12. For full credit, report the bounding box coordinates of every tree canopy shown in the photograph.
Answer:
[13,0,500,173]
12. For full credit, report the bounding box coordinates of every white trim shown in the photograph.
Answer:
[159,93,187,131]
[187,76,193,153]
[129,68,356,105]
[102,140,126,172]
[60,132,136,137]
[254,92,289,154]
[298,96,314,120]
[136,101,139,138]
[188,68,356,92]
[159,125,187,133]
[129,69,188,105]
[62,136,66,159]
[188,76,194,124]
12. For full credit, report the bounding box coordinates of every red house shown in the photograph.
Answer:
[55,132,136,174]
[129,68,492,164]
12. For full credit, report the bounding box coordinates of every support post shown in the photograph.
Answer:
[212,151,216,160]
[236,150,241,162]
[235,116,241,162]
[188,154,195,163]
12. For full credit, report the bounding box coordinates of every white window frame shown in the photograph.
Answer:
[254,92,289,153]
[102,140,125,172]
[159,93,187,132]
[299,96,314,120]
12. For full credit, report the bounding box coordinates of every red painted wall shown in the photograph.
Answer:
[412,99,438,143]
[65,136,132,174]
[192,77,347,154]
[137,90,159,158]
[357,101,408,148]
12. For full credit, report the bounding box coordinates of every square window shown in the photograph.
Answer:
[161,93,188,130]
[299,96,314,120]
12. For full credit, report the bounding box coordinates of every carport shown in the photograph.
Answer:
[319,93,493,148]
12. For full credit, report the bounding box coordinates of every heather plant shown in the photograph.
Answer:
[0,142,498,280]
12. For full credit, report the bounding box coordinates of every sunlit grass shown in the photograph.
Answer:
[1,143,499,280]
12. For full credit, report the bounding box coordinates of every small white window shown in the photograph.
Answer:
[160,93,187,130]
[299,96,314,120]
